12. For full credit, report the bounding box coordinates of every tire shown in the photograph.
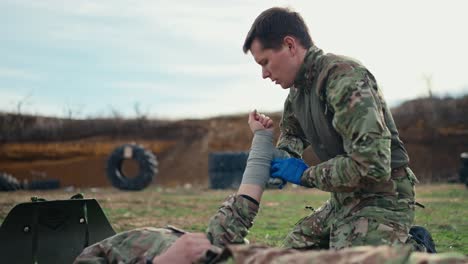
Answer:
[0,172,21,191]
[106,144,158,191]
[208,152,248,189]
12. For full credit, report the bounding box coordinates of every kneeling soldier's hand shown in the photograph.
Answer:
[270,158,308,186]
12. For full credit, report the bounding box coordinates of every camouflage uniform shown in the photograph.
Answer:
[276,45,419,249]
[74,195,467,264]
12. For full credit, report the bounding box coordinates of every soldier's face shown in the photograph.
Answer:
[250,38,299,89]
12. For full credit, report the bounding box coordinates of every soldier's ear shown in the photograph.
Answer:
[283,36,296,54]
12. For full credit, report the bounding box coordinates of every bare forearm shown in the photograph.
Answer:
[237,184,263,202]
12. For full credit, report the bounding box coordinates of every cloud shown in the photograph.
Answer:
[0,88,78,117]
[0,67,41,80]
[146,78,289,119]
[1,0,467,120]
[160,63,255,77]
[111,61,260,93]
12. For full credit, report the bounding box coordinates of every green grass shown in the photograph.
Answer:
[413,184,468,253]
[0,184,466,254]
[249,189,329,246]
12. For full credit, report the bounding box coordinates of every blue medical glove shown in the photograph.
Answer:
[270,158,308,186]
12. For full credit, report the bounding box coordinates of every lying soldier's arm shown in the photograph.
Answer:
[237,129,273,202]
[206,194,260,247]
[207,111,274,247]
[75,111,276,263]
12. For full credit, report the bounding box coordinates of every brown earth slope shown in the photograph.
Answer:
[0,96,467,187]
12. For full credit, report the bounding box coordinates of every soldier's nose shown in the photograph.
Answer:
[262,68,270,79]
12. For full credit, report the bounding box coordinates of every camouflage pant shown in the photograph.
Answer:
[283,199,413,250]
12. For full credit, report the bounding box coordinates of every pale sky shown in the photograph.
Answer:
[1,0,467,119]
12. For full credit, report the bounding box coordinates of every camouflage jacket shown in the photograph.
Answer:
[277,45,417,215]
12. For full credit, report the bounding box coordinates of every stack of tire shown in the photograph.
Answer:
[0,172,60,191]
[0,172,22,191]
[208,152,249,189]
[27,179,60,190]
[460,152,468,187]
[106,144,158,191]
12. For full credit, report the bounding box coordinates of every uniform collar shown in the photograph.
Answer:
[293,45,324,89]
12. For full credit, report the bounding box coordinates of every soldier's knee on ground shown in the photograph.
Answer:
[282,201,333,249]
[330,217,408,250]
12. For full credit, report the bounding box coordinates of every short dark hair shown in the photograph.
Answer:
[243,7,313,53]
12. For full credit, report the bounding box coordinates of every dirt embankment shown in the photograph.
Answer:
[0,96,467,187]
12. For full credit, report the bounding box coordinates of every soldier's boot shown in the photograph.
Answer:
[407,225,437,253]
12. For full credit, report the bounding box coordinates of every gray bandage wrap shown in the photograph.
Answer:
[241,130,274,188]
[265,149,292,187]
[273,148,291,159]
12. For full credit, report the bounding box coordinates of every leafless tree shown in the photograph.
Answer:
[63,104,84,120]
[15,92,33,115]
[134,102,152,131]
[422,74,433,98]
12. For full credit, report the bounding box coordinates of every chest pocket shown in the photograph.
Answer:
[291,85,345,162]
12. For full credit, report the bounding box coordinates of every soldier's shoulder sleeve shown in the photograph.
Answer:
[74,227,179,264]
[206,194,259,247]
[325,61,392,181]
[277,94,309,158]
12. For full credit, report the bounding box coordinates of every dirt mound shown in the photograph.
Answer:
[0,95,467,187]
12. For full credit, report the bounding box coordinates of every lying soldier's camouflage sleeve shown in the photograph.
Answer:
[276,94,310,158]
[206,194,259,247]
[73,227,179,264]
[301,64,392,191]
[222,244,467,264]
